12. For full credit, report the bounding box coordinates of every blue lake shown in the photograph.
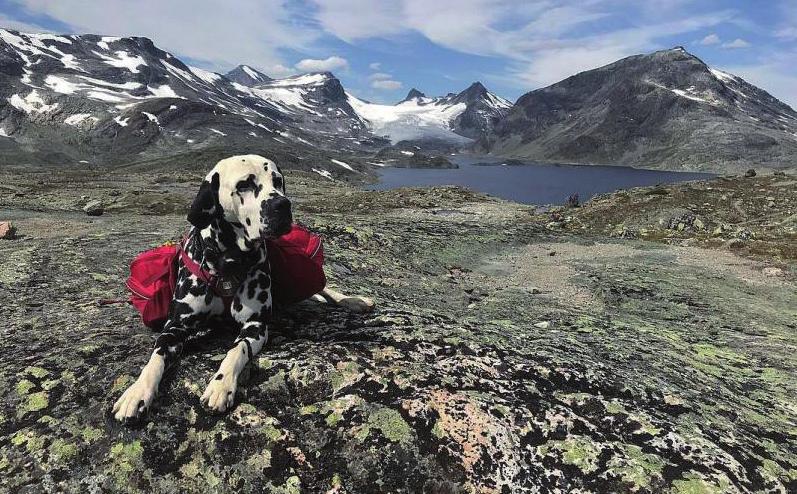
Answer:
[367,156,715,205]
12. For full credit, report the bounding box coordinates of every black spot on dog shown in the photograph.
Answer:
[215,373,224,380]
[236,174,264,198]
[247,278,263,299]
[187,173,220,229]
[246,218,251,226]
[272,172,283,191]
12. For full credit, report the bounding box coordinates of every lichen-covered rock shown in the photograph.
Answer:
[82,200,104,216]
[0,168,795,493]
[0,221,16,239]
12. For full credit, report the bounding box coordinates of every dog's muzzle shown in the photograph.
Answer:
[262,196,293,238]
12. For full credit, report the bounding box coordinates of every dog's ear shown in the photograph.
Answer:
[187,172,220,229]
[276,165,286,194]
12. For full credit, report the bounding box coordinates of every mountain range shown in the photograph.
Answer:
[0,28,795,176]
[479,47,797,171]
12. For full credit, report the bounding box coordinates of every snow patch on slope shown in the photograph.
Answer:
[190,66,222,84]
[312,168,334,180]
[100,50,146,73]
[331,159,354,171]
[347,93,469,143]
[8,91,59,114]
[64,113,97,125]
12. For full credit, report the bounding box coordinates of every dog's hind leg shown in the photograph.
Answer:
[319,287,375,313]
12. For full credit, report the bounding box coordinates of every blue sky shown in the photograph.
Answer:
[1,0,795,107]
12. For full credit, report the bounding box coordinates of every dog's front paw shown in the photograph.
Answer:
[112,379,156,423]
[201,374,237,413]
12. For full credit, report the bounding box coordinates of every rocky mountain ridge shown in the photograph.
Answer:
[2,30,797,174]
[480,47,797,172]
[0,28,509,175]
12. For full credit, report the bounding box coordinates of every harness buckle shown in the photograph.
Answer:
[215,275,240,298]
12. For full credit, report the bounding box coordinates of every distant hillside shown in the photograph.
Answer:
[0,29,379,178]
[479,47,797,172]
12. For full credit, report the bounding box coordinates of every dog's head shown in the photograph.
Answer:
[188,155,291,246]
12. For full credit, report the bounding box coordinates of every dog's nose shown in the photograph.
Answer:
[271,196,291,213]
[263,195,292,222]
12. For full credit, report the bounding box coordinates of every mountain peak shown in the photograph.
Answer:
[467,81,486,91]
[225,64,272,86]
[400,88,427,103]
[649,46,701,61]
[456,82,488,100]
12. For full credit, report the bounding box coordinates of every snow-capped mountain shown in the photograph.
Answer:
[7,29,792,175]
[0,29,374,176]
[348,82,512,144]
[245,72,367,134]
[224,64,271,87]
[481,47,797,172]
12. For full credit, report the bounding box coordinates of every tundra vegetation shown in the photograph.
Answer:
[0,166,795,493]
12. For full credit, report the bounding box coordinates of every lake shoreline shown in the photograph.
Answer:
[367,155,716,206]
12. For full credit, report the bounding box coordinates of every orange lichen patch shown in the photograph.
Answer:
[403,389,519,493]
[436,354,501,381]
[287,447,309,467]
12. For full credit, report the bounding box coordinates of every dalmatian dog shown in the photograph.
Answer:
[113,154,373,422]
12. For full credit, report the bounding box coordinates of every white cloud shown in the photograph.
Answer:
[774,1,797,41]
[722,38,751,49]
[700,33,720,45]
[500,12,735,88]
[775,27,797,40]
[9,0,317,71]
[268,64,297,78]
[369,62,382,70]
[310,0,736,90]
[310,0,404,41]
[295,56,349,72]
[368,72,393,80]
[371,79,403,90]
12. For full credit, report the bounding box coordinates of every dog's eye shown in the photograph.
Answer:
[273,176,283,189]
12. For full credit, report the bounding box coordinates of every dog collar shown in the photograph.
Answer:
[178,238,241,299]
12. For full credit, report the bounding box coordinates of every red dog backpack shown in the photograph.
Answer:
[126,224,326,329]
[126,243,180,329]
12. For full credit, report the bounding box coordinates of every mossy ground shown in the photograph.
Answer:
[0,167,795,493]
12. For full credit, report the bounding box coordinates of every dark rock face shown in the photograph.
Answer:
[398,88,426,103]
[1,168,795,492]
[481,47,797,172]
[449,82,514,139]
[224,64,272,86]
[425,83,513,140]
